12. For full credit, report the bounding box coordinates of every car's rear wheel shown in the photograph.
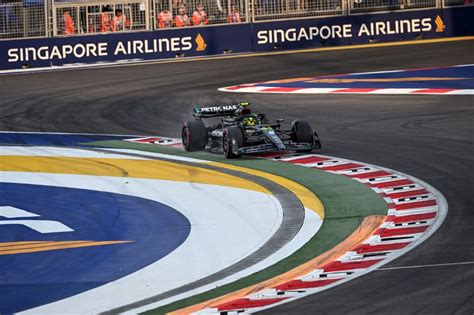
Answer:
[291,120,314,153]
[223,127,244,158]
[182,120,207,151]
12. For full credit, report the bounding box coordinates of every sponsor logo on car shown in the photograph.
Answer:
[199,105,238,112]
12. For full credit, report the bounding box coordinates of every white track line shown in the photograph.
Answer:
[377,261,474,270]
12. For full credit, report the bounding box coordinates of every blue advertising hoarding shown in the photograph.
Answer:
[252,7,474,51]
[0,23,254,70]
[0,6,472,70]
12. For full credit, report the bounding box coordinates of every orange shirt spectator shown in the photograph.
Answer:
[175,8,190,27]
[63,10,75,35]
[158,9,173,28]
[227,5,241,23]
[100,11,114,32]
[192,4,208,26]
[113,9,130,31]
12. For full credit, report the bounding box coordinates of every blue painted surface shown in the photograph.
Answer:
[0,183,191,314]
[254,65,474,89]
[0,132,129,146]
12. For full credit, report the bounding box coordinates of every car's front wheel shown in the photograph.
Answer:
[291,120,314,153]
[223,127,244,158]
[182,120,207,151]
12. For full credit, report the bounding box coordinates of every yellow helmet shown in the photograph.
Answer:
[242,116,257,126]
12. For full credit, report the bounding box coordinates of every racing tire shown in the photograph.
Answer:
[223,127,244,159]
[182,120,207,151]
[291,120,314,153]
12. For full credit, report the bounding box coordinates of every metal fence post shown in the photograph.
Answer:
[343,0,350,15]
[52,1,57,36]
[145,0,150,30]
[249,0,254,23]
[245,0,249,23]
[44,0,48,37]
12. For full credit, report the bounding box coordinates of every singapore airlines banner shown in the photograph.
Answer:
[0,7,472,70]
[0,24,253,70]
[252,6,472,51]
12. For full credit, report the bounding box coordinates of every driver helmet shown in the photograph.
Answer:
[242,116,257,126]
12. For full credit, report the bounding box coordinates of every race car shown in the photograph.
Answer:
[181,102,321,158]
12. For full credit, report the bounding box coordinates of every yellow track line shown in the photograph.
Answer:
[0,156,270,194]
[0,241,47,247]
[206,161,324,219]
[1,156,324,218]
[0,240,87,251]
[0,240,133,255]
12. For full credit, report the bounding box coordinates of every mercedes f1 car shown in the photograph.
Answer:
[181,102,321,158]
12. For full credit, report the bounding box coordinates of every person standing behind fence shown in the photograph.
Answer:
[158,9,173,28]
[227,5,241,23]
[192,4,208,26]
[175,7,190,27]
[173,0,186,15]
[100,7,114,32]
[113,9,130,31]
[62,9,75,35]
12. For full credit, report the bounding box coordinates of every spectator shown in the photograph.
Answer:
[113,8,130,31]
[100,7,114,32]
[173,0,186,15]
[86,6,98,33]
[62,9,75,35]
[158,9,173,28]
[192,4,208,26]
[175,7,190,27]
[227,5,241,23]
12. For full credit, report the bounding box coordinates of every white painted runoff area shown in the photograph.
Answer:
[2,146,322,314]
[4,172,281,314]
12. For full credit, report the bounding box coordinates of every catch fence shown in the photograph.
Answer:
[0,0,472,39]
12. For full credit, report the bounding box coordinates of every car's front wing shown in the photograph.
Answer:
[237,142,314,155]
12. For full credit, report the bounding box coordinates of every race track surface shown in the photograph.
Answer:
[1,40,473,313]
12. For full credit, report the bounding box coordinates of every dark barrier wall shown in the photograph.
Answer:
[0,24,253,70]
[0,7,473,70]
[252,7,474,51]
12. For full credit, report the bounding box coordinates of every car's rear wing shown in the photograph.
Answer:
[193,102,250,118]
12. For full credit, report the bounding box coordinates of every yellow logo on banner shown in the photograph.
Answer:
[435,15,446,32]
[195,34,207,51]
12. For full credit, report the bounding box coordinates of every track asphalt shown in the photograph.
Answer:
[0,39,473,313]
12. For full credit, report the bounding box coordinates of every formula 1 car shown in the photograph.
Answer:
[181,102,321,158]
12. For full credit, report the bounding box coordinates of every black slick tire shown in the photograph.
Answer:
[182,120,207,151]
[223,126,244,158]
[291,120,314,153]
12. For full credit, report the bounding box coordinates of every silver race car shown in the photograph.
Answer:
[182,102,321,158]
